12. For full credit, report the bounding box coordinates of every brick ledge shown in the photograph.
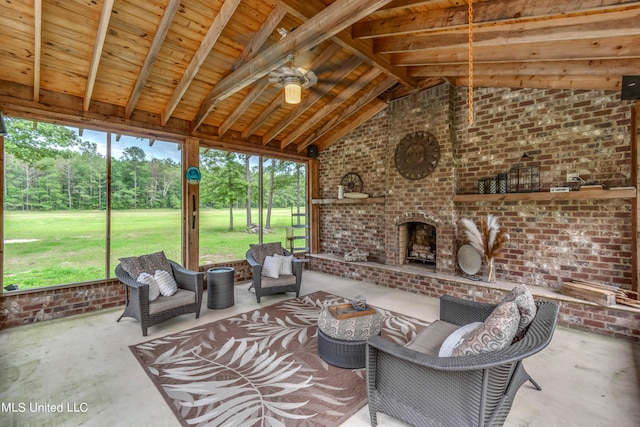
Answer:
[309,254,640,341]
[308,253,640,316]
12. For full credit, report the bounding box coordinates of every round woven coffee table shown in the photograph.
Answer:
[317,305,383,369]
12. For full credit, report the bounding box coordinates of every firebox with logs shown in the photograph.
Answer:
[407,243,436,264]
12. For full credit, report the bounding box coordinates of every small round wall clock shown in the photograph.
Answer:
[394,131,440,180]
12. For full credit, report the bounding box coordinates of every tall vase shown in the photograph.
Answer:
[485,258,496,283]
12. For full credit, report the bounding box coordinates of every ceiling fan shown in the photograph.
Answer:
[268,51,318,105]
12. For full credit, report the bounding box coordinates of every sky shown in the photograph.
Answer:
[74,128,280,168]
[77,128,182,162]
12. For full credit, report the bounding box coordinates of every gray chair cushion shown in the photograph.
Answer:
[149,288,196,315]
[259,274,297,288]
[404,320,460,355]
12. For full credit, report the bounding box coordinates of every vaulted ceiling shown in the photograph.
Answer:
[0,0,637,159]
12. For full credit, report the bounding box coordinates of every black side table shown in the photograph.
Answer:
[207,267,234,309]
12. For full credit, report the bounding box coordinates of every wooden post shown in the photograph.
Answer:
[308,158,320,253]
[0,133,4,290]
[183,138,200,271]
[632,103,639,299]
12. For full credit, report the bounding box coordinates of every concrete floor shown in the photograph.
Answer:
[1,270,639,427]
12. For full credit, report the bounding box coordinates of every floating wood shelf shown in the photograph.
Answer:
[311,197,385,205]
[453,188,636,202]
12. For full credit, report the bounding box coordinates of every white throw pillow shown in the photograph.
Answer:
[274,253,294,275]
[438,322,482,357]
[261,255,282,278]
[154,269,177,297]
[137,272,160,301]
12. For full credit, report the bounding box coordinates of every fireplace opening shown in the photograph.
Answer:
[404,222,436,266]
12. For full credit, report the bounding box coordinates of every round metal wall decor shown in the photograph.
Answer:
[340,172,363,193]
[394,131,440,180]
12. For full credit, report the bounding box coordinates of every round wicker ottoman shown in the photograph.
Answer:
[317,306,383,369]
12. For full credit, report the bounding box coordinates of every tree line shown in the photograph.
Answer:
[3,118,306,228]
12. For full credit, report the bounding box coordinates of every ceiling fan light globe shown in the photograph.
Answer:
[284,81,302,104]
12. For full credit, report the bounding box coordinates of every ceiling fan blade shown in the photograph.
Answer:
[313,59,364,77]
[317,77,348,85]
[304,71,318,87]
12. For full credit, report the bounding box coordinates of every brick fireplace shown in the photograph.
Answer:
[316,84,633,289]
[396,213,440,270]
[309,82,637,341]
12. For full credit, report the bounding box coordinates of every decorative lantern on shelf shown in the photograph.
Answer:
[509,164,540,193]
[497,173,509,193]
[477,178,486,194]
[487,176,497,194]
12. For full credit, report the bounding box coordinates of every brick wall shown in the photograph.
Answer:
[319,110,388,261]
[315,84,635,291]
[310,256,640,342]
[0,280,125,329]
[0,259,253,329]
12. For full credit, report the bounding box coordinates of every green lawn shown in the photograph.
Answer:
[3,208,302,290]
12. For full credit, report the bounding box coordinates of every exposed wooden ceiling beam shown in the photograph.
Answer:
[279,67,383,148]
[33,0,42,103]
[298,76,397,151]
[229,5,287,73]
[457,75,623,91]
[380,0,443,11]
[83,0,114,112]
[278,0,415,87]
[218,79,270,137]
[375,7,640,54]
[409,59,640,77]
[125,0,180,118]
[261,44,356,145]
[193,0,394,129]
[194,4,287,131]
[352,0,640,39]
[0,81,306,162]
[242,94,283,140]
[160,0,242,125]
[392,35,640,66]
[316,99,388,151]
[269,54,363,146]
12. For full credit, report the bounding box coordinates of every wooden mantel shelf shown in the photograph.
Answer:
[453,188,636,202]
[312,197,385,205]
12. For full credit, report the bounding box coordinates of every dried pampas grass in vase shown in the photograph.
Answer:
[461,214,510,282]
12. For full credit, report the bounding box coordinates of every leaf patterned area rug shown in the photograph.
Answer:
[130,290,431,427]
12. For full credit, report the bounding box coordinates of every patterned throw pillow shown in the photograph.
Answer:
[119,251,172,278]
[274,253,294,275]
[261,255,282,278]
[250,242,285,265]
[451,301,520,357]
[502,284,537,342]
[137,272,160,301]
[154,269,178,297]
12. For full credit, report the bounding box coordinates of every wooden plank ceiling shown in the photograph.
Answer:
[0,0,638,158]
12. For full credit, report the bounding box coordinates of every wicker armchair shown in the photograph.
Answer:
[246,245,303,303]
[366,295,559,427]
[116,260,203,336]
